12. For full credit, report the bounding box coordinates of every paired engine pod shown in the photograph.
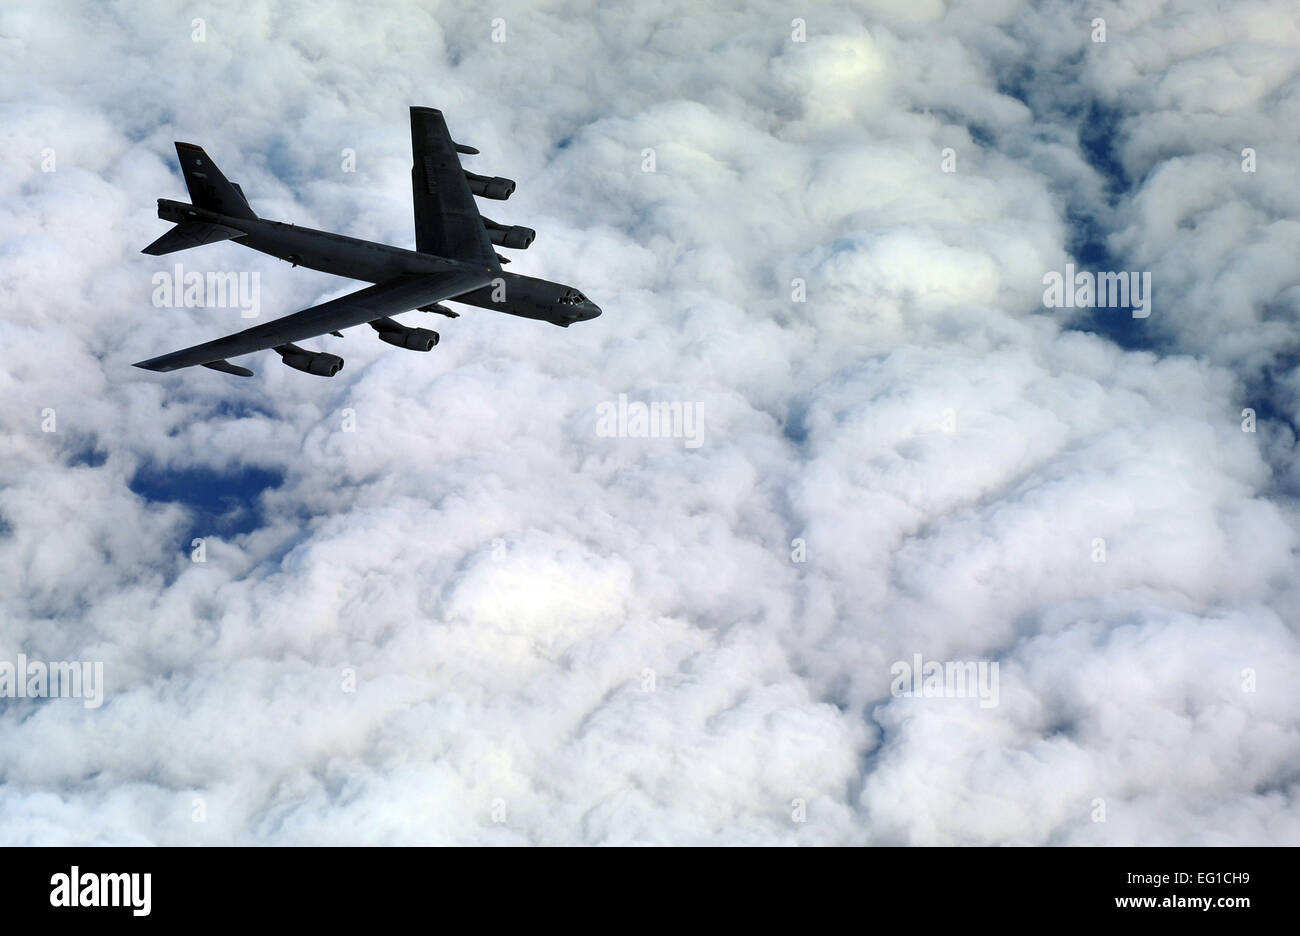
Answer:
[481,216,535,249]
[464,171,515,200]
[370,318,439,351]
[273,343,344,376]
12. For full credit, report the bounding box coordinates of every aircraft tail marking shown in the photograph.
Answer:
[173,142,256,220]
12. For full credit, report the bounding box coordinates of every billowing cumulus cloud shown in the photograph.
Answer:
[0,0,1297,844]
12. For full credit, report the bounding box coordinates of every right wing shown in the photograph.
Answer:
[409,107,501,271]
[133,269,492,373]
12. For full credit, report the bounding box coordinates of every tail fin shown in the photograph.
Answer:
[174,142,256,219]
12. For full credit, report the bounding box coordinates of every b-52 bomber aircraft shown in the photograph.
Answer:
[134,106,600,378]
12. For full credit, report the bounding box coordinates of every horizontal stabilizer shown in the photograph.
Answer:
[142,220,244,256]
[201,360,254,377]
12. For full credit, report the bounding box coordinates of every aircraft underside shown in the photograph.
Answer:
[134,107,601,378]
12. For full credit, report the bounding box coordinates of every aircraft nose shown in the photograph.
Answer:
[580,303,601,321]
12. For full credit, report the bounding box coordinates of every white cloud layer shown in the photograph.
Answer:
[0,0,1297,844]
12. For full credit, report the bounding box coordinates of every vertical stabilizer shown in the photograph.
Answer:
[173,142,256,219]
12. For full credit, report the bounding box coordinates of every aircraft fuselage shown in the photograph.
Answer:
[157,198,601,327]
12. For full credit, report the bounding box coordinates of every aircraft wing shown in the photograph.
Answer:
[409,106,501,271]
[133,269,492,373]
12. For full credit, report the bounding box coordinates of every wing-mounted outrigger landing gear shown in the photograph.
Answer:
[202,360,254,377]
[419,302,459,318]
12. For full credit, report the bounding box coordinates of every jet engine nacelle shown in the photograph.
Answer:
[371,318,439,351]
[465,171,515,200]
[275,344,344,376]
[482,217,535,249]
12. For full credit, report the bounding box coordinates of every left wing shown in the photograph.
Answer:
[133,270,492,374]
[409,106,501,270]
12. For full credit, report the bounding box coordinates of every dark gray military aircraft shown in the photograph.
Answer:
[134,106,600,378]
